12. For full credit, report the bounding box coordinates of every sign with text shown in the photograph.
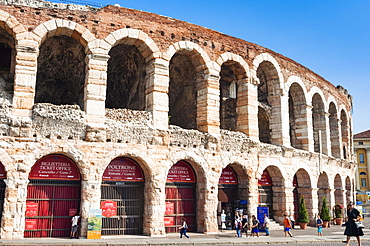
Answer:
[25,202,38,217]
[165,202,174,215]
[102,158,144,182]
[69,208,78,217]
[29,155,80,180]
[164,216,174,226]
[219,166,238,184]
[258,169,272,186]
[101,200,117,217]
[25,219,37,230]
[166,161,195,183]
[87,209,102,239]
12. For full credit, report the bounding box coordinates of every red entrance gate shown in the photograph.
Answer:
[0,162,6,224]
[165,161,196,233]
[25,155,81,238]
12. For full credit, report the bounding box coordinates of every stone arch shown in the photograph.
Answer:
[328,101,340,158]
[340,109,349,159]
[312,92,328,155]
[32,20,95,110]
[317,172,330,212]
[287,80,309,150]
[166,41,210,130]
[334,174,344,206]
[253,53,285,145]
[216,53,249,131]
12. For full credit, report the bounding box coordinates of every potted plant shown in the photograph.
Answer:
[320,197,331,228]
[334,204,343,225]
[298,195,309,229]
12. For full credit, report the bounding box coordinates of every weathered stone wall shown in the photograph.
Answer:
[0,0,356,240]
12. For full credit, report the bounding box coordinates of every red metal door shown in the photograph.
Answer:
[25,180,80,238]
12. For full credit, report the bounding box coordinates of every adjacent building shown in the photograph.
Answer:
[354,130,370,203]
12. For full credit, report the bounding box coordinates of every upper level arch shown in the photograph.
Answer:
[328,101,340,158]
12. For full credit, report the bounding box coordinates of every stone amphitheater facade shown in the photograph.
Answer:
[0,0,355,239]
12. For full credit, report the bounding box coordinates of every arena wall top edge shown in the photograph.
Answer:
[0,0,353,109]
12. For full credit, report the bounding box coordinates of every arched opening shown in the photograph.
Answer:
[218,165,238,229]
[312,93,327,154]
[288,83,307,150]
[101,157,144,235]
[258,106,270,144]
[35,35,86,110]
[334,174,343,205]
[219,61,245,131]
[165,161,196,233]
[258,166,284,220]
[257,61,280,144]
[0,161,6,225]
[292,169,312,223]
[106,44,146,110]
[25,154,81,238]
[329,102,340,158]
[169,52,197,130]
[0,25,15,101]
[317,172,330,214]
[340,110,349,159]
[345,177,351,204]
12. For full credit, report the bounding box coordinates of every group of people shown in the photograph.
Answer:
[233,212,270,238]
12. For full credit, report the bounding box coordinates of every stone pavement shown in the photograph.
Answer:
[0,222,370,246]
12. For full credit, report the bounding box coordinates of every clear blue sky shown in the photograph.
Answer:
[100,0,369,134]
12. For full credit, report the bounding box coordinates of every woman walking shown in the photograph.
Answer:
[344,203,363,246]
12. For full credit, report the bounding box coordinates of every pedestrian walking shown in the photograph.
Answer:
[242,214,249,237]
[316,214,323,236]
[263,213,270,236]
[251,215,260,237]
[179,218,189,238]
[283,214,293,237]
[234,216,242,237]
[344,202,363,246]
[289,214,295,229]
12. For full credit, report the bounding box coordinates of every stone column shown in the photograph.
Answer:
[246,177,259,218]
[79,180,102,238]
[324,112,332,156]
[236,77,258,141]
[12,45,38,118]
[143,174,166,236]
[283,186,295,223]
[297,187,315,225]
[1,176,29,239]
[199,179,218,234]
[146,58,169,130]
[197,70,220,135]
[270,94,290,146]
[302,105,314,152]
[84,54,109,142]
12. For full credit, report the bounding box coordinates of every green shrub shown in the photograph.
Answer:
[298,195,309,223]
[334,204,343,218]
[320,197,331,221]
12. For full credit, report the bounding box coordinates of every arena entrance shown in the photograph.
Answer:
[101,157,144,235]
[25,155,81,238]
[218,166,238,229]
[258,169,273,217]
[165,161,196,233]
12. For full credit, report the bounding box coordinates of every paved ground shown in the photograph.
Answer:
[2,209,370,245]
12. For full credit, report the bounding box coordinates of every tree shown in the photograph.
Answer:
[298,195,309,223]
[334,204,343,218]
[320,197,331,221]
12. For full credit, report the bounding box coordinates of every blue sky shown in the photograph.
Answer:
[100,0,369,133]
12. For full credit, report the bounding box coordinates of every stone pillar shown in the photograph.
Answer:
[236,78,258,141]
[146,58,169,130]
[200,179,218,234]
[12,45,38,118]
[84,54,109,142]
[197,70,220,135]
[1,176,29,239]
[303,105,314,152]
[270,94,290,146]
[79,180,102,238]
[246,177,259,218]
[283,186,295,223]
[143,174,166,236]
[324,112,332,156]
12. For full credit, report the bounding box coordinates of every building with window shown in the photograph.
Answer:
[0,0,355,239]
[354,129,370,203]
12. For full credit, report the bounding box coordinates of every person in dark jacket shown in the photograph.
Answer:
[344,202,363,246]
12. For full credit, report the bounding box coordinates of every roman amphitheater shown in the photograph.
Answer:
[0,0,355,239]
